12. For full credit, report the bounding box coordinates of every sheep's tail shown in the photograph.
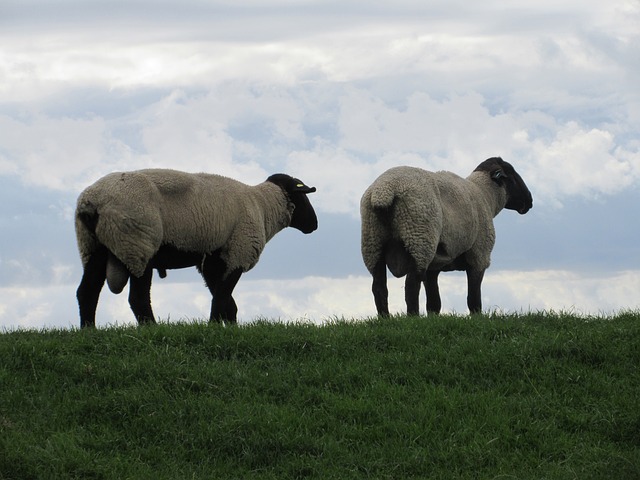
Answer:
[367,183,396,210]
[360,182,397,275]
[75,199,100,266]
[75,199,130,294]
[76,199,99,234]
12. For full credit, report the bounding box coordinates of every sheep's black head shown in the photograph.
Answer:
[475,157,533,214]
[267,173,318,233]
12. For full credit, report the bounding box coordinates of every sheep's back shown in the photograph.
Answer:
[78,169,248,276]
[145,170,291,273]
[145,170,245,252]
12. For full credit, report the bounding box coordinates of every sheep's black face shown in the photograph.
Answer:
[475,157,533,214]
[289,192,319,233]
[267,174,318,234]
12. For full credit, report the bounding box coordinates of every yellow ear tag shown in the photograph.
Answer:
[296,183,304,187]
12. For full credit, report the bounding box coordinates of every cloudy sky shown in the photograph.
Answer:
[1,0,639,329]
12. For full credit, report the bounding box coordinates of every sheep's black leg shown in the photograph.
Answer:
[199,253,242,324]
[424,271,442,314]
[128,267,156,325]
[371,259,389,317]
[405,271,422,316]
[466,269,485,314]
[211,269,242,324]
[77,247,108,328]
[225,295,238,322]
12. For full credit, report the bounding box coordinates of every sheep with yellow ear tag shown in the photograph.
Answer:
[75,169,318,327]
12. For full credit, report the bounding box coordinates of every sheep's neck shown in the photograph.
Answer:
[254,184,291,240]
[467,172,507,217]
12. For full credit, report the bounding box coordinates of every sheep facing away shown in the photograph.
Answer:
[75,169,318,328]
[360,157,532,316]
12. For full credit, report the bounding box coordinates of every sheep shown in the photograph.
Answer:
[360,157,532,316]
[75,169,318,328]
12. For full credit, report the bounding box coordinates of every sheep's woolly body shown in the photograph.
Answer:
[360,166,507,277]
[76,169,292,279]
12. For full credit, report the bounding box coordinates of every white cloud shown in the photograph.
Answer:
[484,269,640,315]
[0,0,637,201]
[1,0,636,97]
[529,122,640,200]
[2,81,638,212]
[134,86,305,179]
[0,114,120,190]
[286,144,376,215]
[287,88,639,213]
[336,89,515,161]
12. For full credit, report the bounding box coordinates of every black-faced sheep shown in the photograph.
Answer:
[75,169,318,328]
[360,157,532,316]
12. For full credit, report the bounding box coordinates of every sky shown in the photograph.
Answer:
[1,0,639,329]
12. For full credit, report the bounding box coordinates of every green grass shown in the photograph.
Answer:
[1,312,639,479]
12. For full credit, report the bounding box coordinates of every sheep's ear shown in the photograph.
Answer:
[291,182,316,194]
[491,169,507,183]
[266,173,317,194]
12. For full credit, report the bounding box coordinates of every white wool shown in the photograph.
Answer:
[360,166,507,278]
[75,169,292,279]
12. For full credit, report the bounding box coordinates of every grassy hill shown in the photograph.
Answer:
[1,312,639,479]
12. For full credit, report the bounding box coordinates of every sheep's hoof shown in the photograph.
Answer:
[137,316,157,326]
